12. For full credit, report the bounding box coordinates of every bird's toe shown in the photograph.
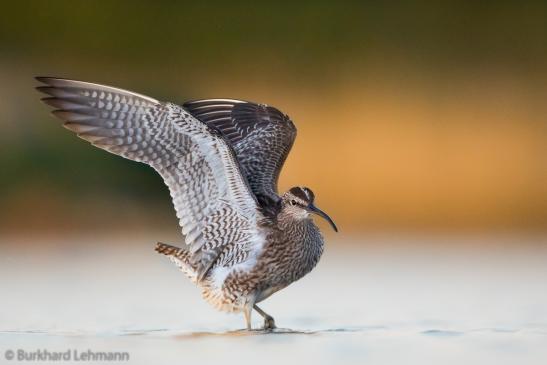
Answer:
[263,316,276,330]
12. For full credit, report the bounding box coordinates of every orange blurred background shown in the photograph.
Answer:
[0,1,545,236]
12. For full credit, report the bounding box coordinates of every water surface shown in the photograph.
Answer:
[1,235,546,364]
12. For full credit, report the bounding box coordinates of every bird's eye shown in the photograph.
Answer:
[290,200,297,206]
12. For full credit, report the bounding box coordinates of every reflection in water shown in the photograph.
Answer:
[421,329,463,337]
[0,327,369,339]
[174,328,318,339]
[3,326,545,339]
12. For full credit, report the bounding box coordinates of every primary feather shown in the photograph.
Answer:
[36,77,265,280]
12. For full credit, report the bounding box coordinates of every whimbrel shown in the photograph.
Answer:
[36,77,338,330]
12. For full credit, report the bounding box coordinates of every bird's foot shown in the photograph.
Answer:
[263,316,276,331]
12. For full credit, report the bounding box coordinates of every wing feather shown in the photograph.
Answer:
[184,99,297,216]
[36,77,264,279]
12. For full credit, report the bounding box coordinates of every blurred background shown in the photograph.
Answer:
[0,1,545,236]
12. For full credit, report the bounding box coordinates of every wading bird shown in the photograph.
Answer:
[36,77,338,330]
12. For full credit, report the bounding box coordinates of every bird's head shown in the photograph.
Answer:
[281,186,338,232]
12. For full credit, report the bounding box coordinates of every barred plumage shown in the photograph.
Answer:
[36,77,337,330]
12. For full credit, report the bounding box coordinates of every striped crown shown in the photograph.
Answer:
[287,186,315,204]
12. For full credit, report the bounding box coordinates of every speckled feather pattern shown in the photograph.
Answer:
[37,78,264,280]
[37,78,326,317]
[224,217,324,306]
[184,100,297,217]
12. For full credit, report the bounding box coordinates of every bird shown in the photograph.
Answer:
[36,77,338,331]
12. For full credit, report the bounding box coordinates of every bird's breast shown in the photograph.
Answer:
[258,219,325,285]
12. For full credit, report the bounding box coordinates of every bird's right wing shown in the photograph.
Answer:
[36,77,265,279]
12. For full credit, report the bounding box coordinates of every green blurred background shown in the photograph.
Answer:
[1,1,545,236]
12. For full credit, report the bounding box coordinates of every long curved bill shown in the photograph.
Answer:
[308,204,338,232]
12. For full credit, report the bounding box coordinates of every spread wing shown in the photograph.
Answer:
[183,99,297,217]
[36,77,265,279]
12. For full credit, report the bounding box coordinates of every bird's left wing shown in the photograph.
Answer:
[183,99,297,217]
[36,77,265,279]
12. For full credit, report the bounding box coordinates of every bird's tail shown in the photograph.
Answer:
[155,242,185,257]
[155,242,199,283]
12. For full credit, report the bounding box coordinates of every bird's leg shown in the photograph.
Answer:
[243,304,253,331]
[253,304,276,330]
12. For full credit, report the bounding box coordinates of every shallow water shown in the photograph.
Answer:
[1,234,546,364]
